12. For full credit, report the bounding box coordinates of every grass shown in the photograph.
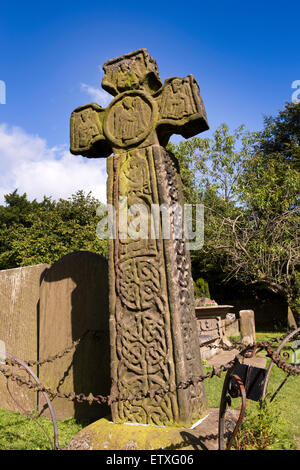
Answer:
[0,409,83,450]
[0,330,299,450]
[204,362,300,450]
[204,330,300,450]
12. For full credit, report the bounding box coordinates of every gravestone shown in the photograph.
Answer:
[39,251,110,420]
[70,49,209,426]
[0,264,49,412]
[239,309,256,346]
[195,300,235,360]
[225,313,240,337]
[287,306,297,329]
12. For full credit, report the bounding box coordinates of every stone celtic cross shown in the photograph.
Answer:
[70,49,209,426]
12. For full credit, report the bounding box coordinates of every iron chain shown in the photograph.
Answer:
[1,331,299,407]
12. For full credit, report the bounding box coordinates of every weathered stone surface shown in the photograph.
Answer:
[195,304,235,359]
[70,49,209,426]
[239,309,256,346]
[70,49,208,158]
[0,264,49,412]
[67,417,201,450]
[39,251,110,420]
[287,306,297,329]
[107,145,207,426]
[225,313,240,337]
[66,409,240,451]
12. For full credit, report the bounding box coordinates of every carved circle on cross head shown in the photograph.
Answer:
[103,90,157,149]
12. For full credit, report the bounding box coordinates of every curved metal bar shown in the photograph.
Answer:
[262,327,300,401]
[6,368,55,450]
[218,367,247,451]
[270,373,290,403]
[6,352,60,450]
[226,374,247,450]
[218,365,235,450]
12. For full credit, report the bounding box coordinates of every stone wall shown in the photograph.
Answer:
[0,264,49,412]
[0,252,110,421]
[39,251,110,420]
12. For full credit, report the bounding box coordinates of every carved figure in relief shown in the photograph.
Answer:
[113,96,147,142]
[132,53,147,82]
[160,78,196,119]
[115,97,136,141]
[78,108,99,148]
[121,151,151,197]
[118,151,153,244]
[115,55,147,93]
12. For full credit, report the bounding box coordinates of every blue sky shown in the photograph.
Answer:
[0,1,299,203]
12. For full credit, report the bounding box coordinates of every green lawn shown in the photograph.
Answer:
[0,409,83,450]
[0,331,299,450]
[204,331,300,450]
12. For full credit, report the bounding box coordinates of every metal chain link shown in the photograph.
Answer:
[1,331,299,408]
[0,358,237,406]
[5,329,102,368]
[263,342,300,376]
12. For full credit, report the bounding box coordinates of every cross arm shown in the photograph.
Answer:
[155,74,209,147]
[70,103,112,158]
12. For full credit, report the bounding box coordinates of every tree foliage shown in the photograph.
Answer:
[0,190,107,270]
[172,102,300,313]
[255,102,300,170]
[1,102,299,320]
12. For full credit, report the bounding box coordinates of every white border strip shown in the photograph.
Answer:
[108,413,210,429]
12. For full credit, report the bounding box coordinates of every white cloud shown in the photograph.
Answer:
[0,123,107,205]
[80,83,111,107]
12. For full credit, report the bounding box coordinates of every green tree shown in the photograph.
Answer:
[255,101,300,170]
[237,104,300,316]
[171,107,300,318]
[0,190,107,270]
[171,124,250,283]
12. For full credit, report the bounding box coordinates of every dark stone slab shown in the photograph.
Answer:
[0,264,49,412]
[39,251,110,420]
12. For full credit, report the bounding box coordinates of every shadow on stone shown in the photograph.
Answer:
[38,251,111,422]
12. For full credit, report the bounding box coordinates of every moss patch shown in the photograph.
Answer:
[67,417,206,450]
